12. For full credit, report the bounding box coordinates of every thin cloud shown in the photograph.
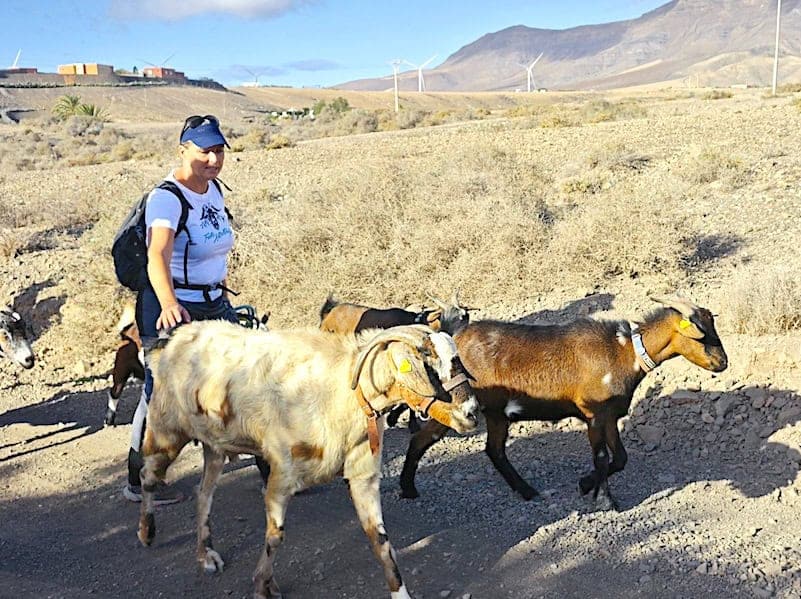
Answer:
[284,59,340,72]
[109,0,315,21]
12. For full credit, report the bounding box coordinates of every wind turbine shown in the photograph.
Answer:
[403,54,437,92]
[772,0,782,95]
[9,49,21,69]
[140,53,177,70]
[389,59,403,112]
[525,52,544,92]
[241,66,262,87]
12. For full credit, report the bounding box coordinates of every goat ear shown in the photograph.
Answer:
[426,310,442,327]
[677,318,705,340]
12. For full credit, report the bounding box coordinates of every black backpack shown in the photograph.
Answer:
[112,181,192,292]
[112,179,229,292]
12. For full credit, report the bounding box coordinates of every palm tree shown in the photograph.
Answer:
[52,94,82,119]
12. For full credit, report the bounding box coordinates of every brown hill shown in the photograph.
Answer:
[339,0,801,91]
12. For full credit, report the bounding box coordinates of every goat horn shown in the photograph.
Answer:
[428,295,448,311]
[650,294,698,318]
[450,289,460,306]
[350,325,432,390]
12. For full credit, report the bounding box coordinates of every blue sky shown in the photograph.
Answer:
[6,1,668,88]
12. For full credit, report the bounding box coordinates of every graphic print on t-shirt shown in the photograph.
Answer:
[200,203,232,244]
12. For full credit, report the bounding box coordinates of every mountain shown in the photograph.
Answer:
[338,0,801,91]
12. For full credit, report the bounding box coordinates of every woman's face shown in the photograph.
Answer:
[180,142,225,181]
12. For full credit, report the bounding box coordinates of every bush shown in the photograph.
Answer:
[719,266,801,334]
[702,89,733,100]
[266,134,293,150]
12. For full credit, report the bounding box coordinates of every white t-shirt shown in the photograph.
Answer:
[145,172,234,302]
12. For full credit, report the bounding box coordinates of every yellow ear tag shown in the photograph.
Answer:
[679,319,691,329]
[398,359,413,374]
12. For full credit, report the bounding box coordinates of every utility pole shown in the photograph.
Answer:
[390,59,402,113]
[772,0,782,95]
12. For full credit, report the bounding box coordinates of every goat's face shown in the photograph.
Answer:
[389,332,479,434]
[0,309,34,369]
[670,307,728,372]
[428,292,472,336]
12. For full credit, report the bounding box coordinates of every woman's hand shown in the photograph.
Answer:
[157,302,191,331]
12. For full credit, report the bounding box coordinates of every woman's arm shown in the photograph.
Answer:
[147,226,191,330]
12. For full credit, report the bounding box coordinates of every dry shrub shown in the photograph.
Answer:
[229,142,558,319]
[266,134,293,150]
[578,100,648,123]
[793,96,801,112]
[719,265,801,334]
[396,109,426,130]
[0,228,27,258]
[231,127,268,152]
[778,83,801,93]
[546,189,692,283]
[539,113,574,128]
[703,89,733,100]
[677,146,748,188]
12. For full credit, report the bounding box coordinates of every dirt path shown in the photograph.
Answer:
[2,332,800,599]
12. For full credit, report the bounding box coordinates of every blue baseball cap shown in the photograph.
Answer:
[180,115,229,149]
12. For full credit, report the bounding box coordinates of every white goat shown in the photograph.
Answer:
[137,321,478,599]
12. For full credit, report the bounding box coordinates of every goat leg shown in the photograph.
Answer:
[105,391,119,426]
[579,417,617,511]
[604,417,628,477]
[253,470,288,599]
[137,431,186,546]
[485,413,538,500]
[399,419,450,499]
[386,405,407,428]
[197,444,226,573]
[349,475,411,599]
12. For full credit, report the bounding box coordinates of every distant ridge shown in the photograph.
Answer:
[337,0,801,91]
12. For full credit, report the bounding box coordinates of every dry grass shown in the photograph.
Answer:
[719,265,801,334]
[2,88,800,370]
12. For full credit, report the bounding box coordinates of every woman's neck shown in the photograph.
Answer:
[173,168,210,194]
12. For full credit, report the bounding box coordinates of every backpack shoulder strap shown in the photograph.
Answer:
[210,178,234,224]
[156,180,192,238]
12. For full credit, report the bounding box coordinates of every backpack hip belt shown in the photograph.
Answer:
[173,280,239,303]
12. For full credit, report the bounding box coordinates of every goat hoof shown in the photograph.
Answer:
[400,487,420,500]
[518,486,539,501]
[578,475,595,496]
[202,549,225,573]
[594,493,619,512]
[253,580,282,599]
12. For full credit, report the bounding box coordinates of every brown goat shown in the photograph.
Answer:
[399,295,728,509]
[105,306,144,426]
[319,296,437,334]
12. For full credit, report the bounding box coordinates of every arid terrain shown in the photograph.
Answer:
[1,84,801,599]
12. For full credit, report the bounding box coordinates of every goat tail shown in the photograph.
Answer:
[319,293,339,322]
[117,302,136,335]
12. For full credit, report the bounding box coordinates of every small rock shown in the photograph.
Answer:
[696,562,708,575]
[638,424,664,446]
[439,590,452,598]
